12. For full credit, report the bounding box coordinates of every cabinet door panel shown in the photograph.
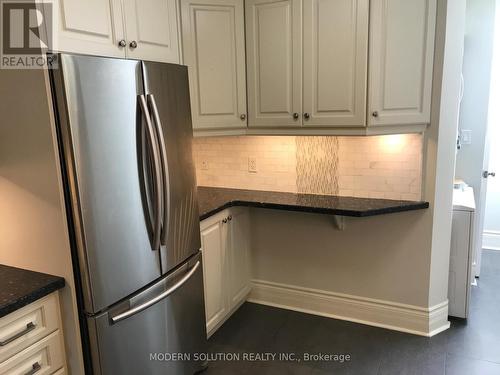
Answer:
[303,0,368,127]
[246,0,302,127]
[182,0,247,130]
[227,209,251,309]
[50,0,124,57]
[369,0,436,126]
[123,0,180,63]
[200,220,227,334]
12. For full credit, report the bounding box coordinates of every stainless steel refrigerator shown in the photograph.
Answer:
[49,53,207,374]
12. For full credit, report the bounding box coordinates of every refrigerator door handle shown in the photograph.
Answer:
[147,94,170,244]
[109,260,201,324]
[138,94,164,251]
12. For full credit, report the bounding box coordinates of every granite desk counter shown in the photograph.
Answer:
[198,186,429,221]
[0,265,65,318]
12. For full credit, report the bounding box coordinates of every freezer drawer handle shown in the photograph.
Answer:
[0,322,36,346]
[138,94,164,251]
[110,260,201,324]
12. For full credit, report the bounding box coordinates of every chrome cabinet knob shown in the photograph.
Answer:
[372,111,379,118]
[483,171,496,178]
[293,113,299,120]
[240,114,246,121]
[304,113,310,120]
[118,39,126,47]
[129,40,138,49]
[228,215,232,222]
[222,218,228,224]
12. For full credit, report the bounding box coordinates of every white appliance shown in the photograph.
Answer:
[448,185,476,318]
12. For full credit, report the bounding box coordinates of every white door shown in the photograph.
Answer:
[181,0,247,130]
[302,0,368,127]
[122,0,180,63]
[49,0,125,57]
[226,209,251,310]
[246,0,302,127]
[200,219,227,335]
[368,0,437,126]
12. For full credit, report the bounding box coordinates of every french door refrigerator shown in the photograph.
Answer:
[49,53,207,374]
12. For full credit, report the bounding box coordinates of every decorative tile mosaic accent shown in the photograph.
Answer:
[296,136,339,195]
[193,134,423,201]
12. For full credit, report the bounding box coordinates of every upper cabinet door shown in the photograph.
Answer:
[246,0,302,127]
[50,0,125,57]
[122,0,180,63]
[181,0,247,130]
[303,0,368,127]
[368,0,437,126]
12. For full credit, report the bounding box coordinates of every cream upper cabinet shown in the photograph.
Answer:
[302,0,369,127]
[49,0,180,62]
[50,0,125,58]
[368,0,437,126]
[181,0,247,130]
[246,0,302,127]
[122,0,180,63]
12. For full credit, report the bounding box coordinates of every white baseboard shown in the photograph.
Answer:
[247,280,450,337]
[483,231,500,251]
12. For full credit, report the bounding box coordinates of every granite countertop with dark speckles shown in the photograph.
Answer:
[0,265,65,318]
[197,186,429,221]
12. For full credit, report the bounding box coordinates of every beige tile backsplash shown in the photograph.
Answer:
[193,134,423,201]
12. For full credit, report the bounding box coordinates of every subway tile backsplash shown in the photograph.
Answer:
[193,134,423,201]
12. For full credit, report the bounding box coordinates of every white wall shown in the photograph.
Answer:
[0,69,85,374]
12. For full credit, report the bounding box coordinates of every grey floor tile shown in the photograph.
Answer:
[207,250,500,375]
[445,354,500,375]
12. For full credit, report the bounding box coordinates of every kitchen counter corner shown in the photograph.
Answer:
[197,186,429,221]
[0,265,65,318]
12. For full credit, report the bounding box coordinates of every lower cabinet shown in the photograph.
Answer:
[0,293,67,374]
[200,207,251,337]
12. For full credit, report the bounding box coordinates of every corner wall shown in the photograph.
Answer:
[0,69,85,374]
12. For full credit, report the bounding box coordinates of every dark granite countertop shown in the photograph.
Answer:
[0,265,65,318]
[198,186,429,221]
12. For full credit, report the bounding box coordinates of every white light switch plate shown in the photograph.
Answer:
[461,129,472,145]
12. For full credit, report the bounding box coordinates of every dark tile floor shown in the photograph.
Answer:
[205,250,500,374]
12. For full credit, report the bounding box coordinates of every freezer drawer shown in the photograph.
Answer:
[88,252,207,375]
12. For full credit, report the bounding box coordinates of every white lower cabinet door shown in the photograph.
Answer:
[0,330,64,375]
[122,0,180,63]
[200,213,228,335]
[227,208,251,310]
[200,208,251,337]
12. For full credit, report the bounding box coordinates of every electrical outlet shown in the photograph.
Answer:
[201,160,209,170]
[248,157,257,173]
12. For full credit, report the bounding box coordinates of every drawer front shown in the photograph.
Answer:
[0,330,64,375]
[0,294,60,362]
